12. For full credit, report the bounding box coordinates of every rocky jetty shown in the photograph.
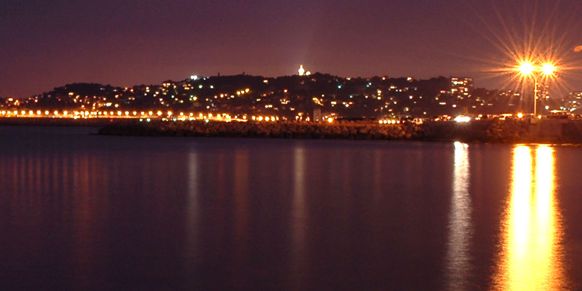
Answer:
[98,119,582,143]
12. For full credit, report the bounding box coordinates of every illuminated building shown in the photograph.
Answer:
[450,77,473,99]
[298,65,311,76]
[536,82,552,113]
[559,91,582,113]
[312,108,322,122]
[298,65,305,76]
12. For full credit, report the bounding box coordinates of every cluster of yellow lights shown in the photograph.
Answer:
[454,115,472,123]
[251,115,279,122]
[517,61,558,77]
[0,109,252,122]
[235,88,251,96]
[378,119,401,125]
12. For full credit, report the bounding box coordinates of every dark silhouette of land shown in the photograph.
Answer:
[2,73,565,120]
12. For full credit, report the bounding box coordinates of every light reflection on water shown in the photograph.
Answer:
[290,146,307,289]
[2,127,581,289]
[494,145,567,290]
[446,142,472,290]
[185,152,199,260]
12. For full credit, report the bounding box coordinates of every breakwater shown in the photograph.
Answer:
[98,119,582,143]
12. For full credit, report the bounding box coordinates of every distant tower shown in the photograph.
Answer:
[298,65,306,76]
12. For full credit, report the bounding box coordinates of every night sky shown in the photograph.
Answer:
[2,0,582,97]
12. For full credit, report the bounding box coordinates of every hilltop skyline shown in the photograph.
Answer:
[2,0,582,97]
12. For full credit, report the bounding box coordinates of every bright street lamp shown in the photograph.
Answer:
[515,61,558,116]
[541,63,557,76]
[518,62,536,76]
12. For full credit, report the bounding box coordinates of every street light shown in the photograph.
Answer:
[516,61,558,117]
[541,63,557,77]
[518,61,536,76]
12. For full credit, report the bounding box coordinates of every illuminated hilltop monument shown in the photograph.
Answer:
[298,65,311,76]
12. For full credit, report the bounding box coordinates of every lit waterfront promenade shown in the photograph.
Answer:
[0,109,255,122]
[4,108,582,144]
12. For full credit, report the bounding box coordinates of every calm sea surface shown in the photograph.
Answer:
[1,126,582,290]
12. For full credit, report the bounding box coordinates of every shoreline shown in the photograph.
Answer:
[3,117,582,144]
[96,119,582,144]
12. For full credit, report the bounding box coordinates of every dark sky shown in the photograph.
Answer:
[1,0,582,97]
